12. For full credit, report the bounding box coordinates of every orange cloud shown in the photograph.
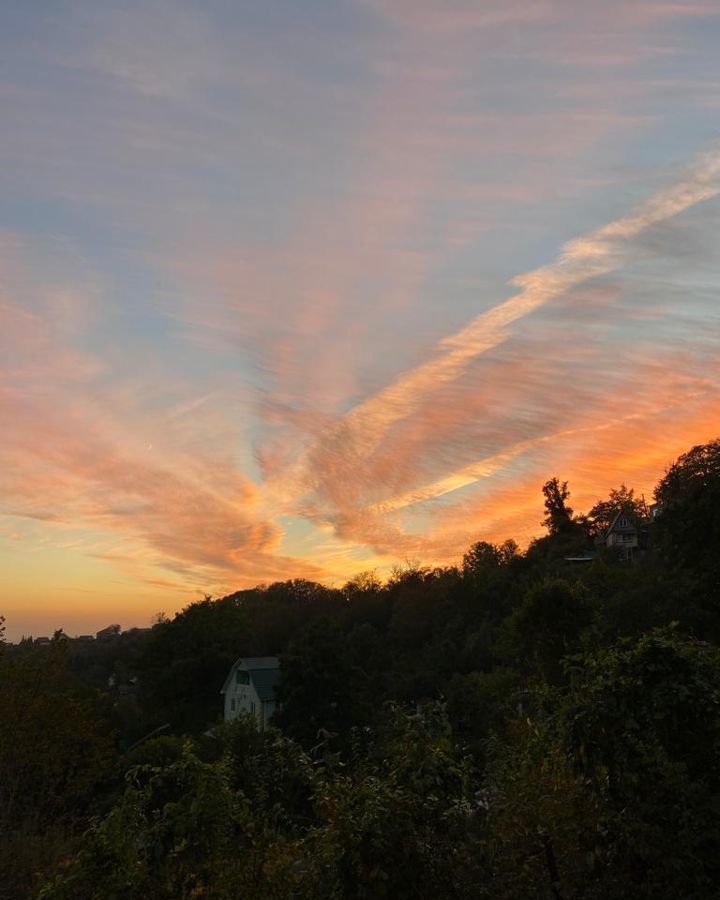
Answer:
[325,364,720,565]
[258,149,719,547]
[0,240,327,597]
[4,0,720,642]
[343,146,720,453]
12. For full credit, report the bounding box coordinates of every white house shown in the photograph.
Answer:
[221,656,281,730]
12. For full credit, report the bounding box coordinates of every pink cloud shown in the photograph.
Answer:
[0,238,327,592]
[250,152,720,567]
[4,1,720,617]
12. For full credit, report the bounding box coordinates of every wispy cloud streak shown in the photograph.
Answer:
[261,147,720,566]
[3,0,720,637]
[342,147,720,455]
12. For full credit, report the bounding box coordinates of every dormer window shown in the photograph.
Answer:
[619,517,630,527]
[235,670,249,685]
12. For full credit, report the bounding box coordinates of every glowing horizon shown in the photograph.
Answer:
[2,1,720,640]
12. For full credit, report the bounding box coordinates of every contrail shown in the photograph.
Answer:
[369,413,648,514]
[341,146,720,456]
[370,381,717,515]
[265,147,720,518]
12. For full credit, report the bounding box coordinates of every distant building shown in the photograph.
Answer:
[96,624,121,641]
[564,508,655,565]
[34,636,50,645]
[603,510,650,562]
[75,635,95,642]
[221,657,281,731]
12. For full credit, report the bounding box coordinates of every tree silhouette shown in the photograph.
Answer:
[585,483,648,537]
[541,478,575,535]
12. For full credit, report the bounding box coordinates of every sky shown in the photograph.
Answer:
[2,1,720,639]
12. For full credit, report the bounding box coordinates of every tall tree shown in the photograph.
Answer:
[462,540,518,576]
[653,438,720,571]
[0,642,115,899]
[561,628,720,897]
[652,438,720,635]
[585,483,649,537]
[503,577,596,682]
[541,478,575,535]
[136,595,250,733]
[275,618,371,747]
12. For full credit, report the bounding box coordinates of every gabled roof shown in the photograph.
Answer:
[239,656,280,670]
[605,510,640,536]
[249,667,282,702]
[221,656,281,696]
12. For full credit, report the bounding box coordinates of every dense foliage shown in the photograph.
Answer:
[3,437,720,899]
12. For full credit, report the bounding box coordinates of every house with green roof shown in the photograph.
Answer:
[221,656,281,730]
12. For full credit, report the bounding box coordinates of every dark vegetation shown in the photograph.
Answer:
[2,438,720,899]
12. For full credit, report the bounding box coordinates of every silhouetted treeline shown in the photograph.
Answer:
[3,438,720,899]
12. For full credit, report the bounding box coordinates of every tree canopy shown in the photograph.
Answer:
[3,436,720,900]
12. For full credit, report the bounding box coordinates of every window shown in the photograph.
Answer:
[235,670,249,685]
[250,702,256,714]
[230,698,236,711]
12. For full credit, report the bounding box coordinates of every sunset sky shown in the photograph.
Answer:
[2,1,720,639]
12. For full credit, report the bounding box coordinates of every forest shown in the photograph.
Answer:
[2,437,720,900]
